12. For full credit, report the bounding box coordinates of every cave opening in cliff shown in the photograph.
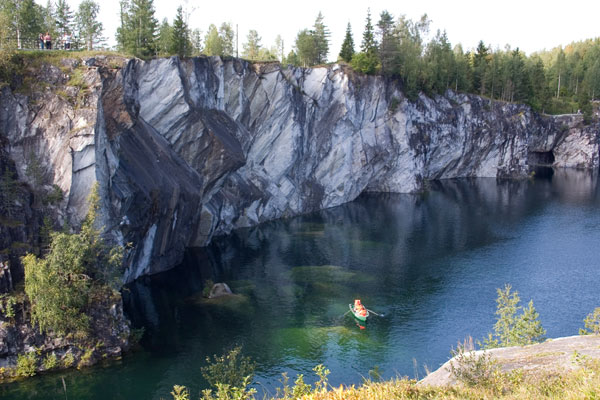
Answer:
[528,150,555,166]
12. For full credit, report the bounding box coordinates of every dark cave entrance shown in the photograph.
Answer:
[528,150,555,166]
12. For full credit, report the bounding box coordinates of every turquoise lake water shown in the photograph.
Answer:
[2,168,600,399]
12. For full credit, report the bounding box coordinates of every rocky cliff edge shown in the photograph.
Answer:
[1,55,598,283]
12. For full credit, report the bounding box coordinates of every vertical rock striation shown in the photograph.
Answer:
[1,56,598,282]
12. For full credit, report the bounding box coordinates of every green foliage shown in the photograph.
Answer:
[0,294,16,319]
[350,52,379,75]
[16,352,37,377]
[360,8,377,55]
[171,385,190,400]
[203,24,222,56]
[292,374,311,398]
[42,353,58,370]
[199,376,256,400]
[62,352,75,368]
[312,12,329,65]
[482,284,546,349]
[76,0,103,51]
[293,12,329,67]
[313,364,330,391]
[55,0,73,36]
[77,347,94,368]
[25,151,45,189]
[44,184,64,205]
[338,23,354,63]
[242,30,262,61]
[449,341,498,387]
[201,346,256,389]
[23,184,123,336]
[169,6,190,58]
[0,167,20,217]
[116,0,158,58]
[580,307,600,335]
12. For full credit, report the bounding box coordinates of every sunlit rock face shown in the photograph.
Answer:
[1,56,597,282]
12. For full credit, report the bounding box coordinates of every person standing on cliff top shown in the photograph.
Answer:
[44,32,52,50]
[63,32,71,50]
[39,33,45,50]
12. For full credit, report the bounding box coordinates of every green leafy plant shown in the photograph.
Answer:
[313,364,330,392]
[16,352,37,377]
[579,307,600,335]
[481,284,546,349]
[0,294,16,319]
[449,339,498,387]
[42,353,58,370]
[62,352,75,368]
[292,374,312,398]
[23,184,124,336]
[201,346,256,389]
[171,385,190,400]
[78,347,94,369]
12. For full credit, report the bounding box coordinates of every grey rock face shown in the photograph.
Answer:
[209,282,233,299]
[1,56,598,283]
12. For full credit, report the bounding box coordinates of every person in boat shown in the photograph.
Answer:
[354,299,367,317]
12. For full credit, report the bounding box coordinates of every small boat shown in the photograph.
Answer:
[349,303,369,322]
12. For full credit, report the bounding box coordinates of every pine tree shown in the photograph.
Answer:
[274,34,284,62]
[351,8,379,75]
[219,22,234,56]
[338,22,354,63]
[295,28,317,67]
[377,10,395,74]
[169,6,189,57]
[76,0,103,51]
[55,0,73,36]
[190,28,202,56]
[116,0,158,57]
[472,40,489,95]
[203,24,222,56]
[155,18,171,55]
[361,8,377,54]
[242,29,261,60]
[312,11,329,64]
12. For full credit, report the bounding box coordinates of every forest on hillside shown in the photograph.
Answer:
[1,0,599,118]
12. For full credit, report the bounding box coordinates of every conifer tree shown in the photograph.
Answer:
[55,0,73,36]
[156,17,171,55]
[203,24,222,56]
[219,22,234,56]
[312,11,329,64]
[361,8,377,54]
[116,0,158,57]
[338,22,354,63]
[169,6,189,57]
[377,10,395,74]
[242,29,261,60]
[76,0,103,50]
[351,8,379,74]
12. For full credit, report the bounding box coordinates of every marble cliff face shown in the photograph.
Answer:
[1,56,597,282]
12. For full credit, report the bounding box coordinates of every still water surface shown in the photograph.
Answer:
[3,169,600,399]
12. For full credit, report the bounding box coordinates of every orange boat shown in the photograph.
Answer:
[349,299,369,322]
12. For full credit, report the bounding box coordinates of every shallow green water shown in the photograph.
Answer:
[3,169,600,399]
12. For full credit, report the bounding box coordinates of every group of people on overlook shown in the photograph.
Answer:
[38,32,72,50]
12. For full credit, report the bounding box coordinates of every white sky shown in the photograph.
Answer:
[57,0,599,59]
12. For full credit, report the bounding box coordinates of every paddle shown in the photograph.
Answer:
[366,308,384,317]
